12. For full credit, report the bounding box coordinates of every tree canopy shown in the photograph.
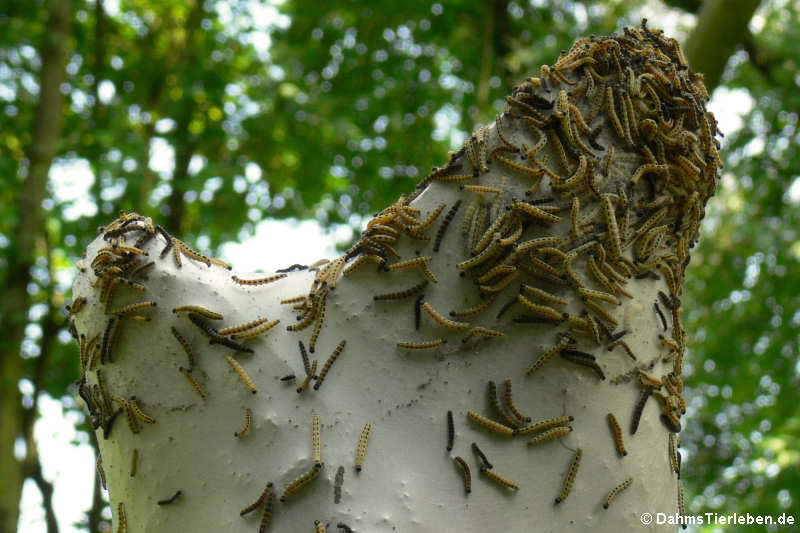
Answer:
[1,1,796,531]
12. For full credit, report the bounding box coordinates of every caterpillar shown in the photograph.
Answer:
[453,456,472,494]
[100,317,117,364]
[517,295,565,322]
[240,481,272,516]
[578,287,621,306]
[488,381,518,428]
[299,341,312,376]
[128,397,156,424]
[116,502,126,533]
[603,477,633,509]
[276,263,308,273]
[677,480,687,529]
[225,355,257,394]
[517,416,573,436]
[414,294,424,330]
[396,339,446,349]
[112,300,157,316]
[450,294,497,318]
[115,397,140,434]
[637,370,663,389]
[607,413,627,456]
[560,350,607,380]
[654,301,668,331]
[457,233,503,271]
[96,455,107,490]
[310,414,322,465]
[296,360,317,393]
[314,340,346,390]
[526,426,572,446]
[130,448,138,477]
[385,256,431,271]
[179,367,207,399]
[280,462,323,502]
[422,302,470,330]
[96,369,113,415]
[525,335,574,376]
[410,202,446,233]
[480,468,519,490]
[173,305,224,320]
[510,201,561,223]
[218,317,272,336]
[433,200,462,252]
[584,299,619,326]
[308,296,327,353]
[171,327,196,369]
[157,490,183,505]
[373,281,428,301]
[231,273,287,286]
[337,523,354,532]
[631,387,653,435]
[231,319,280,340]
[466,411,514,437]
[521,285,569,306]
[607,340,637,361]
[315,520,326,533]
[355,422,371,472]
[471,442,493,470]
[669,433,679,475]
[514,236,561,253]
[446,410,454,451]
[660,412,682,433]
[555,448,582,504]
[503,380,530,424]
[235,408,252,437]
[462,327,505,343]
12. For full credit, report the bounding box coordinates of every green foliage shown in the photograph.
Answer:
[682,4,800,528]
[3,0,798,530]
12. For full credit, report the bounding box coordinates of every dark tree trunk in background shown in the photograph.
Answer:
[0,1,71,531]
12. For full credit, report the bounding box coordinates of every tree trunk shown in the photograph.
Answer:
[70,25,720,532]
[683,0,762,92]
[0,1,71,530]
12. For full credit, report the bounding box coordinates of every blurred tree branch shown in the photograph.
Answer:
[683,0,762,92]
[0,1,72,531]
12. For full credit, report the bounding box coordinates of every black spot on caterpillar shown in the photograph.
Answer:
[446,410,454,451]
[555,448,582,504]
[603,477,632,509]
[433,200,462,252]
[157,490,183,505]
[471,442,493,470]
[607,413,627,456]
[453,456,471,494]
[240,481,273,516]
